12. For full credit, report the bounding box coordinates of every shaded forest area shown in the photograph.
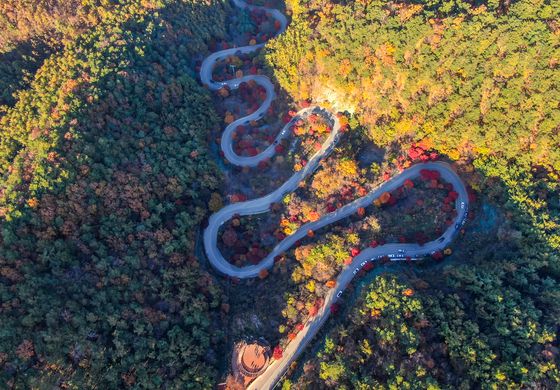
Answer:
[0,0,558,388]
[0,0,230,388]
[0,0,130,107]
[264,0,560,388]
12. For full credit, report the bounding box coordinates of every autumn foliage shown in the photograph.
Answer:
[273,346,283,360]
[0,1,229,387]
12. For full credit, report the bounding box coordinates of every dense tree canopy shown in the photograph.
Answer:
[265,0,559,387]
[1,0,558,388]
[266,0,560,175]
[0,0,122,52]
[0,0,228,388]
[0,0,134,107]
[290,268,559,389]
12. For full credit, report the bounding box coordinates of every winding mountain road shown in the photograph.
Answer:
[201,1,469,388]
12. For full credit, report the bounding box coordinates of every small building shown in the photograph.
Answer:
[231,338,271,387]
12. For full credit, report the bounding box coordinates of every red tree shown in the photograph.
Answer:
[403,179,414,189]
[273,346,283,360]
[432,251,444,261]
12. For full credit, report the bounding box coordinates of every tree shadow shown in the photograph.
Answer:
[285,162,560,387]
[0,38,54,107]
[0,1,232,388]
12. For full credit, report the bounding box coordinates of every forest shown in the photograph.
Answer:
[0,0,132,107]
[264,0,559,387]
[0,0,231,388]
[0,0,558,388]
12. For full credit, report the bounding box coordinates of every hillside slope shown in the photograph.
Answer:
[265,0,560,388]
[0,1,228,388]
[0,0,131,107]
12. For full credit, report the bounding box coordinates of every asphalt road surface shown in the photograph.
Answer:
[200,1,469,388]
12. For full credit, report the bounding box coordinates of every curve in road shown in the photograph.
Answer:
[200,1,469,389]
[200,0,288,167]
